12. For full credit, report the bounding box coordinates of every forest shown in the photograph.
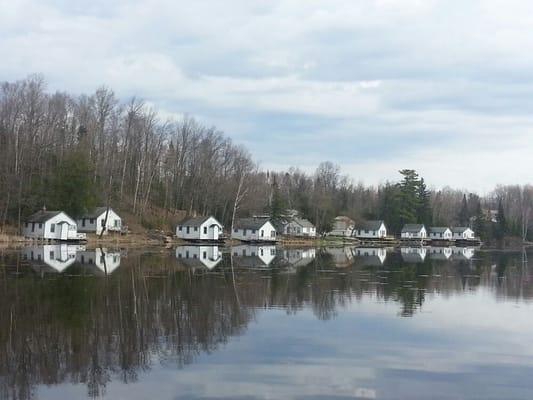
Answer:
[1,75,532,241]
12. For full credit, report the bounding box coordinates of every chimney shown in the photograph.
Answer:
[42,205,47,212]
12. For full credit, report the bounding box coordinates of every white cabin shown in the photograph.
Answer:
[451,227,475,240]
[326,247,355,268]
[176,216,223,241]
[451,246,476,260]
[176,245,222,270]
[231,218,277,242]
[76,248,122,275]
[23,210,85,241]
[232,245,277,268]
[282,248,316,268]
[77,207,122,235]
[355,220,387,239]
[401,224,427,239]
[328,216,355,237]
[428,227,453,240]
[23,244,83,273]
[282,218,317,237]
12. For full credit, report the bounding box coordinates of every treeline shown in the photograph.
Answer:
[1,76,532,241]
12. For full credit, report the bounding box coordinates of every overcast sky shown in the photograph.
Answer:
[2,0,533,192]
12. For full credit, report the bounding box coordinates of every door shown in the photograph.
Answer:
[60,223,68,240]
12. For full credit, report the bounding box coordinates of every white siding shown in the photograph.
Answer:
[429,229,453,240]
[401,227,427,239]
[77,209,122,235]
[355,223,387,239]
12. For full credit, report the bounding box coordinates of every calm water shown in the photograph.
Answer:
[1,244,533,400]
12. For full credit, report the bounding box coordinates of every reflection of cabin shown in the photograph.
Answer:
[23,244,83,272]
[355,220,387,239]
[76,248,122,274]
[401,224,427,239]
[325,247,355,268]
[23,210,85,241]
[428,227,452,240]
[232,218,277,242]
[176,216,223,241]
[231,245,277,268]
[451,227,475,240]
[77,207,122,235]
[429,246,453,260]
[451,247,475,260]
[282,218,317,237]
[355,247,387,266]
[175,246,222,270]
[328,216,355,237]
[282,248,316,268]
[401,247,427,263]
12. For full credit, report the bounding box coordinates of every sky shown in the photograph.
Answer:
[1,0,533,192]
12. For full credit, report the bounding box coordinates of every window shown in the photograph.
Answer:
[101,219,105,227]
[243,229,247,235]
[50,224,55,233]
[25,222,28,228]
[260,249,264,256]
[271,231,276,237]
[32,223,35,232]
[50,251,54,259]
[203,251,207,259]
[203,227,207,234]
[186,251,189,258]
[39,223,42,229]
[179,226,182,231]
[178,253,182,258]
[251,252,256,256]
[186,227,190,234]
[260,230,264,237]
[234,228,238,233]
[90,218,95,224]
[82,219,86,227]
[194,227,198,231]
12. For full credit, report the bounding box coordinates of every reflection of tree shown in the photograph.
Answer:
[1,248,532,399]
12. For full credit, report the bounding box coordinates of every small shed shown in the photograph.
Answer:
[77,207,122,235]
[23,210,84,241]
[328,216,356,237]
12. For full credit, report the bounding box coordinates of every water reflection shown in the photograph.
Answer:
[1,245,532,399]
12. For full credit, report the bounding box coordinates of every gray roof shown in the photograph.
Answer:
[234,217,271,230]
[26,210,64,223]
[80,207,116,219]
[451,227,471,233]
[401,224,426,233]
[429,227,451,233]
[357,220,385,231]
[287,218,315,228]
[178,215,220,227]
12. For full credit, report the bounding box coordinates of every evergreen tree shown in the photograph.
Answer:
[417,178,432,226]
[495,198,507,240]
[397,169,420,226]
[473,199,488,240]
[458,194,469,225]
[267,177,288,229]
[50,151,96,217]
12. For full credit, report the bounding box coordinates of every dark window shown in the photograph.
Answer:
[50,224,55,233]
[32,223,35,232]
[252,229,256,234]
[203,227,207,234]
[179,226,182,231]
[90,218,95,224]
[101,219,105,227]
[39,223,42,229]
[50,251,54,259]
[234,229,238,233]
[25,222,28,228]
[203,251,207,259]
[186,251,189,258]
[260,230,264,237]
[194,226,198,231]
[82,219,86,227]
[186,227,190,234]
[178,253,182,258]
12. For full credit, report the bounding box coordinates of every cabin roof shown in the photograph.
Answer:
[451,227,471,233]
[334,215,354,223]
[80,207,117,219]
[26,210,64,223]
[429,227,451,233]
[234,217,271,230]
[178,215,219,227]
[401,224,425,232]
[288,217,315,228]
[357,220,385,231]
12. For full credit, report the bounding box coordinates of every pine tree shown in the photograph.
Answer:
[397,169,420,226]
[417,178,432,226]
[458,194,469,225]
[473,199,487,240]
[496,198,507,240]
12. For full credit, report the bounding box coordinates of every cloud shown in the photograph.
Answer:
[1,0,532,189]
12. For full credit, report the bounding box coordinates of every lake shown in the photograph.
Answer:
[1,244,533,400]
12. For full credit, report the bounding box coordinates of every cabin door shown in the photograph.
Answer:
[210,225,219,240]
[59,223,68,240]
